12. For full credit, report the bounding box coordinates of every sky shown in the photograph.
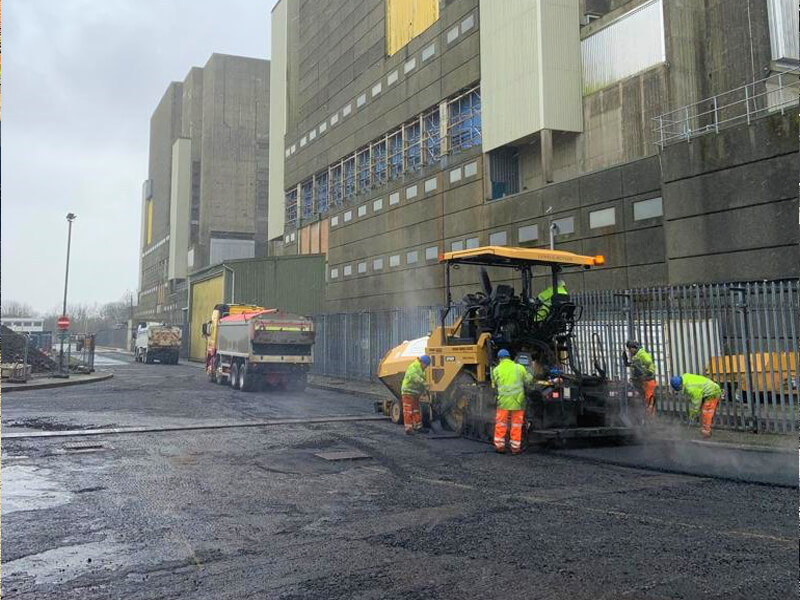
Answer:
[1,0,274,314]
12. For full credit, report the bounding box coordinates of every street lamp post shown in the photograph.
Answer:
[57,213,77,377]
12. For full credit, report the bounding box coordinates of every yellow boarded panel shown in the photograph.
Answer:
[386,0,439,56]
[146,200,153,245]
[190,275,224,361]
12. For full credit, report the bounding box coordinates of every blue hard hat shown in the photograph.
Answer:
[498,349,510,359]
[670,375,682,391]
[419,355,431,366]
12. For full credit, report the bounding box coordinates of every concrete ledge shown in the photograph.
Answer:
[2,371,114,393]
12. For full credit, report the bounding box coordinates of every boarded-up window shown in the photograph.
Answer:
[386,0,440,56]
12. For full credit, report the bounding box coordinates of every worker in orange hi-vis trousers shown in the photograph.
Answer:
[671,374,722,438]
[401,355,430,434]
[623,340,657,423]
[491,349,533,454]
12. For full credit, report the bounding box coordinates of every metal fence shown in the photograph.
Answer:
[312,281,799,434]
[654,67,799,148]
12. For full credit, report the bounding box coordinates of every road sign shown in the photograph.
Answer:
[57,316,71,330]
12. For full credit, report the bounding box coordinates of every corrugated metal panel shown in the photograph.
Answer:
[581,0,665,94]
[767,0,799,62]
[268,0,288,240]
[479,0,582,152]
[387,0,440,56]
[232,255,326,316]
[189,274,225,361]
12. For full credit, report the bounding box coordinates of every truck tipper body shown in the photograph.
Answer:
[134,323,182,364]
[203,304,314,391]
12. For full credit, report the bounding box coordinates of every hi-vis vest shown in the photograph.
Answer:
[491,358,533,411]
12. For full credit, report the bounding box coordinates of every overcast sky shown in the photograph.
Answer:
[2,0,273,314]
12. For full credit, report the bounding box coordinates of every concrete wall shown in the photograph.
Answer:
[661,112,799,283]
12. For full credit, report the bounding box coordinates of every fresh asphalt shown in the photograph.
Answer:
[1,353,795,599]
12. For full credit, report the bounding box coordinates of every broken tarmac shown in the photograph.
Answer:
[1,351,795,599]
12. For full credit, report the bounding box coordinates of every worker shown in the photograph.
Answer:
[534,279,568,321]
[491,349,533,454]
[623,340,657,422]
[670,374,722,438]
[401,354,431,435]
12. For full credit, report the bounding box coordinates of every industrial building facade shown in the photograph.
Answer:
[268,0,799,312]
[138,53,271,323]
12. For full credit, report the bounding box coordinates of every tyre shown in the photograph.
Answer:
[230,362,240,390]
[390,399,404,424]
[239,361,253,392]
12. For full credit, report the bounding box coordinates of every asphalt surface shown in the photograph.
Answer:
[2,354,796,599]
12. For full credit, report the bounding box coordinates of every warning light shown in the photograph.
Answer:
[594,255,606,266]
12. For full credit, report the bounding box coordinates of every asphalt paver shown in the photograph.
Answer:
[1,354,795,599]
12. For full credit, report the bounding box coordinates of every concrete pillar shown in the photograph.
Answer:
[541,129,554,184]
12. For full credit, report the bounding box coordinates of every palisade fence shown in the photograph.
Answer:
[312,281,799,433]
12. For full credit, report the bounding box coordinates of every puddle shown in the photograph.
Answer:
[3,539,127,585]
[1,465,73,514]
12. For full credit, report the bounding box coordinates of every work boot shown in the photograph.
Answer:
[405,429,415,436]
[494,447,506,454]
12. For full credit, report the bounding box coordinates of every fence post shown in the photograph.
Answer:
[732,288,758,432]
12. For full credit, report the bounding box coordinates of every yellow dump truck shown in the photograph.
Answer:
[705,351,798,401]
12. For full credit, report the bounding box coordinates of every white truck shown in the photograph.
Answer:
[134,323,182,365]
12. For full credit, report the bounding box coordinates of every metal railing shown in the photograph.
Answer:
[654,68,799,148]
[312,280,799,434]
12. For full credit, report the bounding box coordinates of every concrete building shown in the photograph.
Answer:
[269,0,798,312]
[138,53,270,323]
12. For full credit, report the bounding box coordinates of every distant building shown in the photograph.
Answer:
[269,0,799,311]
[2,317,44,333]
[137,54,271,324]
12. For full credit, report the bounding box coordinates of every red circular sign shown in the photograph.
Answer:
[57,316,71,330]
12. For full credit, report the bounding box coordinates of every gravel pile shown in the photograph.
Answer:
[1,325,57,372]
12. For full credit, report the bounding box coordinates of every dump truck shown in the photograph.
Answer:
[202,303,315,391]
[134,323,182,364]
[377,246,636,445]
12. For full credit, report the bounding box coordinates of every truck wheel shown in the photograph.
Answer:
[230,362,240,390]
[239,362,253,392]
[390,399,403,424]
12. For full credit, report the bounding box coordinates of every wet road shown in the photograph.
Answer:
[1,354,796,599]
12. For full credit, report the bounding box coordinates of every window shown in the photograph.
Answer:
[342,103,352,117]
[551,216,575,235]
[358,205,367,217]
[425,178,438,193]
[285,189,298,227]
[448,88,482,153]
[309,129,317,141]
[372,140,387,186]
[388,70,399,85]
[373,258,384,270]
[330,268,339,279]
[373,198,384,211]
[461,14,475,33]
[447,26,459,44]
[319,121,327,134]
[464,161,479,178]
[404,57,416,73]
[343,157,356,201]
[422,43,436,61]
[330,114,339,126]
[581,0,665,92]
[343,265,353,276]
[388,130,403,180]
[489,231,507,246]
[518,224,538,243]
[406,185,418,200]
[390,192,400,205]
[357,93,367,108]
[451,240,464,252]
[315,171,329,215]
[344,210,353,222]
[357,148,371,193]
[331,164,343,207]
[389,255,401,267]
[590,207,616,229]
[301,180,314,219]
[406,121,421,172]
[424,108,441,164]
[489,148,520,199]
[633,197,663,221]
[425,246,438,261]
[466,237,479,249]
[372,82,382,97]
[358,262,367,274]
[300,136,307,147]
[450,168,462,183]
[331,215,339,227]
[407,250,418,264]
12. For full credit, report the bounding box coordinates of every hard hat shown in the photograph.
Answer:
[626,340,640,350]
[670,375,682,391]
[498,349,510,359]
[419,354,431,367]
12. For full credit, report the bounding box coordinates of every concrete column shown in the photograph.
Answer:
[541,128,553,184]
